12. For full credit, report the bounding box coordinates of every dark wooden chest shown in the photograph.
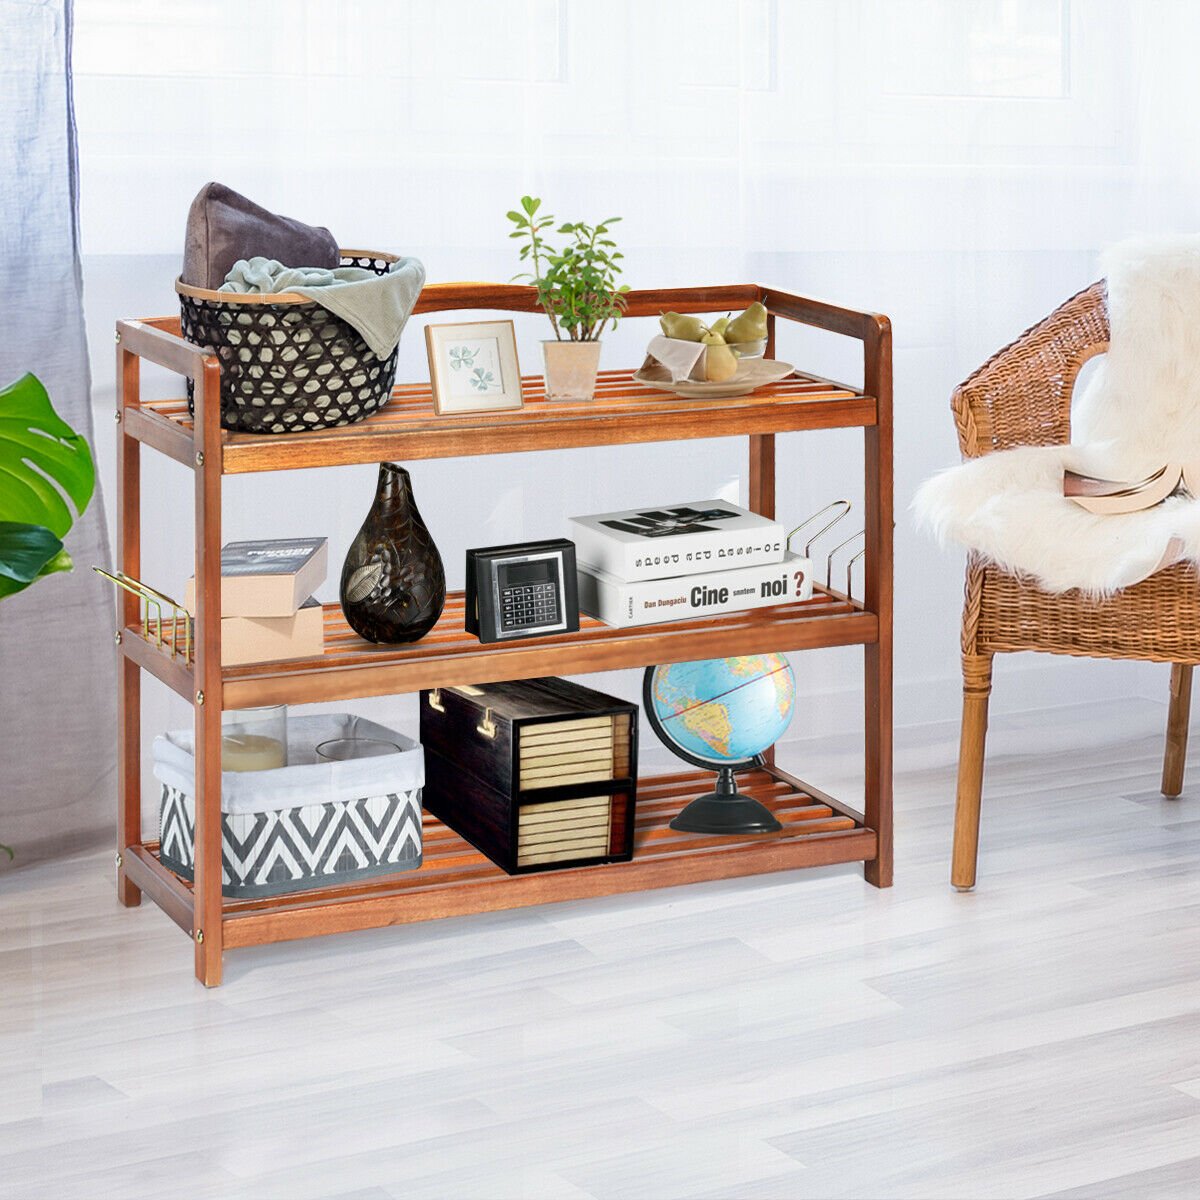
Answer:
[419,677,638,875]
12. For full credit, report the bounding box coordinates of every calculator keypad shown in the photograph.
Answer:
[500,582,559,630]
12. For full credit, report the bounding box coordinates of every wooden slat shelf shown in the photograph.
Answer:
[126,368,870,474]
[125,587,876,706]
[113,282,894,986]
[125,766,876,949]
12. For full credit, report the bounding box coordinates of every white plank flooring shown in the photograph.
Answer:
[2,707,1199,1199]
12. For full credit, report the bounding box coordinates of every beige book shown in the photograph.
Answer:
[517,794,612,867]
[520,795,611,812]
[184,537,328,618]
[217,597,324,667]
[519,819,612,846]
[520,717,615,743]
[521,741,614,762]
[518,804,612,832]
[518,714,619,789]
[518,844,611,867]
[520,747,615,789]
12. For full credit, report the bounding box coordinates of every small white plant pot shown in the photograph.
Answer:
[542,339,602,402]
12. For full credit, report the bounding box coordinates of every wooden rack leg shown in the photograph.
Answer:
[116,343,141,906]
[749,434,775,520]
[749,431,777,767]
[117,660,141,906]
[193,359,225,986]
[864,639,893,889]
[1162,663,1193,797]
[863,318,893,888]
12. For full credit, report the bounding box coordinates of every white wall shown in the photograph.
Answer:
[72,1,1188,810]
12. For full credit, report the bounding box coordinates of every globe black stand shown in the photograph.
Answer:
[668,764,783,835]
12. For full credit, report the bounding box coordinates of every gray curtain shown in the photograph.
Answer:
[0,0,115,863]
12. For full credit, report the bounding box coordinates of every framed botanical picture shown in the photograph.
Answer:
[425,320,524,415]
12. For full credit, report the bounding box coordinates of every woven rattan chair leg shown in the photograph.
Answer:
[952,652,993,892]
[1162,663,1193,798]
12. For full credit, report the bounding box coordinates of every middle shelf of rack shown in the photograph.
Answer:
[123,586,878,707]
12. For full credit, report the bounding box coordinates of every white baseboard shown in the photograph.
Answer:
[638,659,1174,783]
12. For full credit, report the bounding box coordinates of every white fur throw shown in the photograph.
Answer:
[914,235,1200,593]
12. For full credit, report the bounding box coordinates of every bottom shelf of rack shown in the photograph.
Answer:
[123,766,876,950]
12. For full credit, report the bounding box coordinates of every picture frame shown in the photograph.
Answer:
[425,320,524,415]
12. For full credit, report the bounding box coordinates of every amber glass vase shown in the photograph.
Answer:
[339,463,446,643]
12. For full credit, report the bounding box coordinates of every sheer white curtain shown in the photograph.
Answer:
[1,0,115,862]
[71,0,1200,794]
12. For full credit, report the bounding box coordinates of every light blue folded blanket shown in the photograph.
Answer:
[219,255,426,359]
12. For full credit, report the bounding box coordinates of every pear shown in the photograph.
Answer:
[709,315,730,338]
[660,311,707,342]
[724,301,768,346]
[701,332,738,383]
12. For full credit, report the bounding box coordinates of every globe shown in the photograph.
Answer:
[645,653,796,768]
[643,654,796,836]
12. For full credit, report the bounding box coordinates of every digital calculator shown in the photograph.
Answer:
[465,539,580,643]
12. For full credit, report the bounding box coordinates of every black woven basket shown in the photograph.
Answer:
[177,251,400,435]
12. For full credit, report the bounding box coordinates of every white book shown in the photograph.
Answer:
[577,552,812,628]
[567,500,786,583]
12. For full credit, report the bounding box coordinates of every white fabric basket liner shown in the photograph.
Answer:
[152,713,423,816]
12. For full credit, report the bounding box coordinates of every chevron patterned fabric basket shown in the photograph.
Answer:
[153,713,423,898]
[158,784,422,898]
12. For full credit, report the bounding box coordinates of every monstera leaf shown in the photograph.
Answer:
[0,374,94,600]
[0,521,71,600]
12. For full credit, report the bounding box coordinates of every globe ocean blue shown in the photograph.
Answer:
[648,654,796,766]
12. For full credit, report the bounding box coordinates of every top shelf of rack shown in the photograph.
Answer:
[126,369,872,474]
[116,284,888,474]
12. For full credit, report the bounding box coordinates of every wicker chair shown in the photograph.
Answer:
[951,281,1199,890]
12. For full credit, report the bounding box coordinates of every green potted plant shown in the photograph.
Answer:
[0,372,96,862]
[507,196,630,402]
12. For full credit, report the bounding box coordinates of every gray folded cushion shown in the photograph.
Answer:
[182,182,339,289]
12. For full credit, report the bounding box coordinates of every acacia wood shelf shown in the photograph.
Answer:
[123,367,870,472]
[113,281,894,987]
[131,590,876,708]
[122,765,876,949]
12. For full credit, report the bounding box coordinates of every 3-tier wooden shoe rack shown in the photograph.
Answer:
[113,282,893,986]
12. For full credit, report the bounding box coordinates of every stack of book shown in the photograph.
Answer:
[569,500,811,628]
[515,794,617,867]
[420,677,638,875]
[184,537,327,665]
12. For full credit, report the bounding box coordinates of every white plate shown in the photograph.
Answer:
[633,357,795,399]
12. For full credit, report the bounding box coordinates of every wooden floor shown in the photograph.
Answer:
[2,713,1198,1200]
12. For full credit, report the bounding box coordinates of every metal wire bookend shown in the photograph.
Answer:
[845,544,867,601]
[825,530,866,595]
[93,567,193,665]
[787,499,851,556]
